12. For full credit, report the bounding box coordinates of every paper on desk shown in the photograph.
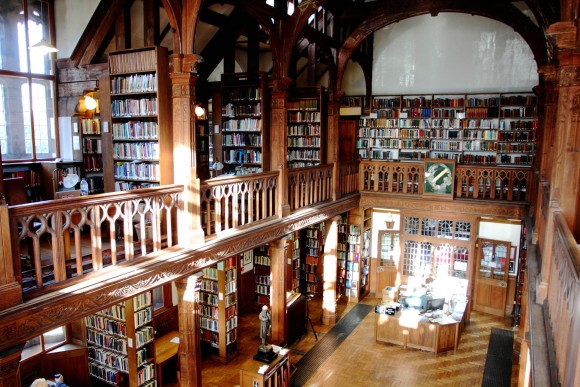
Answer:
[170,337,180,344]
[258,365,269,374]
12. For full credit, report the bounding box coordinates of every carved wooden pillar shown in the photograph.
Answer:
[534,66,559,245]
[0,345,24,387]
[270,78,292,217]
[327,91,342,201]
[269,238,287,344]
[175,272,204,387]
[321,216,340,325]
[0,202,22,310]
[171,54,205,247]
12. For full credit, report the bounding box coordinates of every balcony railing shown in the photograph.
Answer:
[546,212,580,386]
[339,161,359,196]
[9,185,182,297]
[288,164,333,211]
[200,171,279,237]
[359,160,532,202]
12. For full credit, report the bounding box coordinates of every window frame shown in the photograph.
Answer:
[0,0,59,162]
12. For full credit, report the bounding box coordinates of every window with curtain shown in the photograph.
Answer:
[0,0,57,161]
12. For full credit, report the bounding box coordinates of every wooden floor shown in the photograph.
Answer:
[161,294,519,387]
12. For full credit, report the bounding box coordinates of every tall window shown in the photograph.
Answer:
[0,0,57,161]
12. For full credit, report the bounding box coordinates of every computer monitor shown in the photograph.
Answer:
[425,297,446,311]
[401,295,427,310]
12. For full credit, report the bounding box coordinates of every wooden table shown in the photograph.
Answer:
[239,350,291,387]
[375,310,465,354]
[154,330,180,386]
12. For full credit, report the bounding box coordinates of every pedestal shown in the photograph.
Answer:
[253,345,278,363]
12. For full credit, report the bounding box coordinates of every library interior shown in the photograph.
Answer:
[0,1,579,386]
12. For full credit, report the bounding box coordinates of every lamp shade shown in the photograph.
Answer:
[84,95,98,111]
[29,39,58,54]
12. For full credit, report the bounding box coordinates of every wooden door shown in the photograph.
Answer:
[473,239,510,317]
[338,119,357,162]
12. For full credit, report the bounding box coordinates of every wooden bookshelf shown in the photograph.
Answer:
[107,46,173,191]
[355,92,537,166]
[220,72,269,175]
[300,223,324,296]
[200,256,239,362]
[85,292,156,387]
[196,115,210,180]
[79,81,106,194]
[287,87,326,169]
[341,208,371,302]
[2,162,42,202]
[253,244,271,305]
[287,232,301,294]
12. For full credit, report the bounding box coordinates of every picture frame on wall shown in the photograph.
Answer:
[423,159,456,198]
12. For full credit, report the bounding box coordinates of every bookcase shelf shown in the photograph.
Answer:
[287,87,327,169]
[253,244,271,305]
[85,292,155,386]
[107,46,172,192]
[300,223,324,296]
[200,256,238,362]
[355,92,537,166]
[220,72,269,175]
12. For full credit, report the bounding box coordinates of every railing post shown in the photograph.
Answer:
[270,78,292,217]
[0,201,22,309]
[328,91,342,201]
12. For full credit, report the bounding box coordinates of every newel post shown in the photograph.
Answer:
[270,77,292,217]
[0,200,23,310]
[171,54,205,246]
[327,90,342,201]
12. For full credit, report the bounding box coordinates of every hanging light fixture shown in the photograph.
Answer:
[29,1,58,54]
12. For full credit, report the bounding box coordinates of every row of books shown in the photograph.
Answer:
[112,98,158,117]
[85,315,127,337]
[113,142,160,160]
[288,123,321,136]
[3,170,40,187]
[223,149,262,165]
[223,133,262,147]
[88,346,129,372]
[111,74,157,94]
[222,102,261,117]
[109,49,157,74]
[223,87,261,102]
[288,99,319,111]
[255,275,270,285]
[84,156,102,172]
[112,121,158,140]
[81,118,101,135]
[114,161,160,182]
[222,118,262,132]
[288,137,320,149]
[87,329,128,354]
[288,111,321,123]
[134,307,153,328]
[96,304,125,321]
[89,362,125,385]
[288,149,320,161]
[114,181,158,191]
[201,279,218,293]
[82,138,102,154]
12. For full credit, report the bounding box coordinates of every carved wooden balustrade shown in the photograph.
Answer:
[339,161,359,196]
[9,185,182,298]
[200,171,279,238]
[546,213,580,387]
[288,164,333,211]
[359,160,533,202]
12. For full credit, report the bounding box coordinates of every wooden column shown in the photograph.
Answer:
[175,272,204,387]
[170,54,205,246]
[269,238,287,344]
[0,344,24,387]
[270,78,292,217]
[322,217,339,325]
[534,66,559,246]
[327,91,341,201]
[0,202,22,310]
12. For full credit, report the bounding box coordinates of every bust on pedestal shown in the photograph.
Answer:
[253,305,277,363]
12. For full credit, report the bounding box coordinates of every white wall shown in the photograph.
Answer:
[55,0,98,59]
[343,13,539,95]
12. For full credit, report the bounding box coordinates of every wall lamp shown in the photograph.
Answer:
[194,104,206,119]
